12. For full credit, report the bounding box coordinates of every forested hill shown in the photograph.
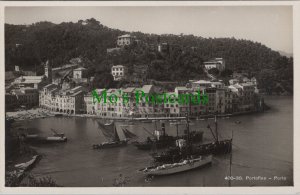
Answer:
[5,18,293,94]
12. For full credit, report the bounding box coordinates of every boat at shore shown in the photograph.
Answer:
[140,155,212,176]
[15,155,41,171]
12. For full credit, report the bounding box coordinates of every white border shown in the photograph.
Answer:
[0,1,299,194]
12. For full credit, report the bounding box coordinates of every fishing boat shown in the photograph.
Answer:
[152,115,232,164]
[139,113,212,176]
[23,129,67,143]
[140,155,212,176]
[93,121,137,149]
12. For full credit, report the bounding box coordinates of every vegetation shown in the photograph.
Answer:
[5,18,293,94]
[6,173,60,187]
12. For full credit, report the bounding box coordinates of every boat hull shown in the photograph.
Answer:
[93,140,128,149]
[153,139,232,163]
[133,131,203,151]
[143,155,212,176]
[24,135,67,143]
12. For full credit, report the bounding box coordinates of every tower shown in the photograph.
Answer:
[44,60,52,83]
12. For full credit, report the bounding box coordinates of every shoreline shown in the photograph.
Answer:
[6,107,268,122]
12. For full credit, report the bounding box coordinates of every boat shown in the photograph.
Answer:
[152,139,231,163]
[93,121,136,149]
[93,140,128,149]
[23,128,67,143]
[13,155,41,181]
[15,155,40,171]
[140,155,212,176]
[54,114,63,117]
[132,123,175,150]
[51,128,65,137]
[133,122,203,151]
[235,120,241,124]
[152,115,232,164]
[104,120,113,126]
[139,113,212,176]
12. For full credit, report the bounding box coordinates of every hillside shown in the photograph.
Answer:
[5,18,293,94]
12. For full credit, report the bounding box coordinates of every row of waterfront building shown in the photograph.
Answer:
[37,78,262,118]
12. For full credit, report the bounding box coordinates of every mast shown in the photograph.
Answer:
[176,123,179,138]
[229,130,233,187]
[215,115,219,142]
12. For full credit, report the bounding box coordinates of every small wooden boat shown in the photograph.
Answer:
[15,155,41,171]
[93,140,128,149]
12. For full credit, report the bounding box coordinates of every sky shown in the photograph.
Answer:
[5,6,293,54]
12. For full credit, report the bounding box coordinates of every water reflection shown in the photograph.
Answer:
[18,96,293,186]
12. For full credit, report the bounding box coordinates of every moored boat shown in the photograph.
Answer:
[93,121,136,149]
[139,111,213,176]
[23,130,67,143]
[152,115,232,164]
[93,140,128,149]
[132,122,204,151]
[140,155,212,176]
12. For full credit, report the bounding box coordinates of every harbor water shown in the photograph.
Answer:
[15,96,293,186]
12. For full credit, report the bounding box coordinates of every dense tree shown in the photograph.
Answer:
[5,18,293,93]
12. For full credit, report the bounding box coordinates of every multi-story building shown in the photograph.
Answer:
[158,43,169,53]
[111,65,127,81]
[39,84,85,114]
[39,83,59,111]
[117,34,135,47]
[191,80,212,90]
[203,88,217,114]
[13,75,48,90]
[204,58,226,71]
[73,67,86,79]
[5,88,39,111]
[84,95,95,114]
[228,83,255,112]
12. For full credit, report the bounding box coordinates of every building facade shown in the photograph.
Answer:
[117,34,135,47]
[111,65,127,81]
[5,88,39,111]
[39,84,85,114]
[204,58,226,71]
